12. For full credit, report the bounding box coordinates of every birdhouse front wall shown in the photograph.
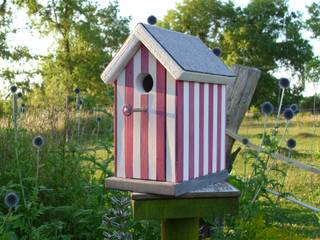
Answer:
[114,44,176,182]
[175,81,226,183]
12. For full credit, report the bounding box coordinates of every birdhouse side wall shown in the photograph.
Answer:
[114,44,176,182]
[175,81,226,183]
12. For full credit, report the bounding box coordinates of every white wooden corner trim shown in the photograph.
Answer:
[101,34,141,84]
[134,24,184,80]
[179,71,235,85]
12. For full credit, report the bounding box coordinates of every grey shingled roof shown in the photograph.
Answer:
[141,23,235,77]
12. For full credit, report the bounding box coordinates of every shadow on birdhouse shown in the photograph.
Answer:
[101,23,235,196]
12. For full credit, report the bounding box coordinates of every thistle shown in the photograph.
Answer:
[277,77,290,119]
[32,135,44,149]
[10,85,17,93]
[261,102,274,116]
[287,138,296,158]
[283,108,294,121]
[286,138,296,149]
[32,135,44,189]
[290,104,299,114]
[74,87,80,95]
[242,137,249,145]
[278,77,290,89]
[278,108,294,147]
[260,101,274,145]
[4,192,20,209]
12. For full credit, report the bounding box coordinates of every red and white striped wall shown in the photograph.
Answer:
[115,44,168,181]
[114,44,226,183]
[175,81,226,183]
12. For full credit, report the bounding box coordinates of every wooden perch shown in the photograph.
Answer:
[226,64,261,172]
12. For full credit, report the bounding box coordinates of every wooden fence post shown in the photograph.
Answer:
[226,64,261,172]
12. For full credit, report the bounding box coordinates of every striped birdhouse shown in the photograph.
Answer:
[102,23,235,196]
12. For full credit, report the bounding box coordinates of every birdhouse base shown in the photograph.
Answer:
[105,170,228,196]
[132,181,240,219]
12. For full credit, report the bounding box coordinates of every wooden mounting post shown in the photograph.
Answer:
[226,64,261,172]
[161,218,199,240]
[132,182,240,240]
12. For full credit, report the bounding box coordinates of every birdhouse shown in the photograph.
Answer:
[102,23,235,196]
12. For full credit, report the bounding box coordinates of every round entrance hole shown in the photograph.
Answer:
[142,74,153,93]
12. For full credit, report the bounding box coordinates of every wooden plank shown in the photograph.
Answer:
[105,170,229,196]
[189,81,195,180]
[106,177,176,196]
[225,65,261,171]
[140,95,149,179]
[208,84,214,174]
[266,189,320,212]
[132,182,240,200]
[221,85,226,170]
[179,71,234,85]
[212,84,218,173]
[217,85,222,172]
[141,44,149,73]
[125,58,134,178]
[133,196,239,220]
[116,71,126,177]
[133,49,141,179]
[156,60,166,181]
[148,53,157,180]
[203,83,209,175]
[183,81,189,181]
[194,82,200,178]
[175,170,228,196]
[199,83,204,177]
[161,218,199,240]
[101,34,141,84]
[114,81,117,176]
[176,81,184,182]
[165,72,176,182]
[226,129,320,175]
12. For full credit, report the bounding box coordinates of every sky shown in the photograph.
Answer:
[2,0,319,96]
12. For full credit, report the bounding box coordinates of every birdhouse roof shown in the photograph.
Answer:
[101,23,235,84]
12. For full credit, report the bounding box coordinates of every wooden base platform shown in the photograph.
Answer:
[105,170,228,196]
[132,181,240,220]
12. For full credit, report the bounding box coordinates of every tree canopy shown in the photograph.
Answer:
[159,0,313,107]
[13,0,130,107]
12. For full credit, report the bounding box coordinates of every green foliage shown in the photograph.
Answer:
[159,0,313,107]
[0,119,114,238]
[300,95,320,110]
[307,2,320,38]
[0,0,34,88]
[14,0,130,108]
[202,82,318,239]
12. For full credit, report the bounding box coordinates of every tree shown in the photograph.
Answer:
[307,2,320,38]
[159,0,313,107]
[305,3,320,114]
[0,0,33,92]
[15,0,130,107]
[302,57,320,114]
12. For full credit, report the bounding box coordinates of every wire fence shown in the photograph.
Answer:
[227,129,320,213]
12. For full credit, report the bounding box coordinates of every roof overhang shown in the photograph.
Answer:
[101,24,235,85]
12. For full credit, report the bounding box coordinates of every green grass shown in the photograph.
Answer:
[1,109,319,239]
[231,113,320,239]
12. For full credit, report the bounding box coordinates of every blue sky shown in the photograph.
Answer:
[1,0,319,96]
